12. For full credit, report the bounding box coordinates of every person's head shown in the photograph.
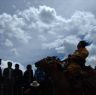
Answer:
[26,64,32,70]
[77,40,89,49]
[7,62,12,68]
[15,64,19,69]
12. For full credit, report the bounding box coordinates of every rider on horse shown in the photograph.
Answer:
[64,40,89,73]
[63,41,90,95]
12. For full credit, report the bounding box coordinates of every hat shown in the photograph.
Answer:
[30,81,40,87]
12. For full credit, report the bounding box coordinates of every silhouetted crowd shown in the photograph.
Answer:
[0,40,96,95]
[0,59,53,95]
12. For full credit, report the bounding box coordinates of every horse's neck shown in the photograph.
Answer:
[49,68,68,83]
[49,68,71,95]
[50,69,60,78]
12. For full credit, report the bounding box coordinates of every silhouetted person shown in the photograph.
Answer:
[34,67,45,82]
[23,64,34,90]
[0,59,3,95]
[34,63,53,95]
[64,41,90,95]
[13,64,23,95]
[34,66,46,95]
[65,40,89,71]
[3,61,14,95]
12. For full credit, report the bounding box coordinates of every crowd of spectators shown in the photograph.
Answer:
[0,59,50,95]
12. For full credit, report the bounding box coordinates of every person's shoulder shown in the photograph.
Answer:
[24,70,27,73]
[3,68,9,73]
[82,48,89,54]
[19,69,22,71]
[24,70,28,74]
[83,48,87,50]
[3,68,8,70]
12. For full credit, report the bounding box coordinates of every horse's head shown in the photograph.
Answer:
[35,56,62,72]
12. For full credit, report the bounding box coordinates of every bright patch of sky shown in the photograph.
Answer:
[0,0,96,69]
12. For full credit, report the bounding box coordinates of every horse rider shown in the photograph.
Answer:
[64,40,89,73]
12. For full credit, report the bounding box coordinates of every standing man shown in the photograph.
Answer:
[13,64,23,95]
[3,61,14,95]
[23,64,34,90]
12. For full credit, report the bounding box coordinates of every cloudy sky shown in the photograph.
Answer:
[0,0,96,69]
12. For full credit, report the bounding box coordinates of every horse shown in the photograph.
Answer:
[36,56,96,95]
[35,56,72,95]
[80,67,96,95]
[24,56,96,95]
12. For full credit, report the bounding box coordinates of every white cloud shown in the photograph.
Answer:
[55,46,65,54]
[86,56,96,68]
[0,6,96,67]
[39,6,57,24]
